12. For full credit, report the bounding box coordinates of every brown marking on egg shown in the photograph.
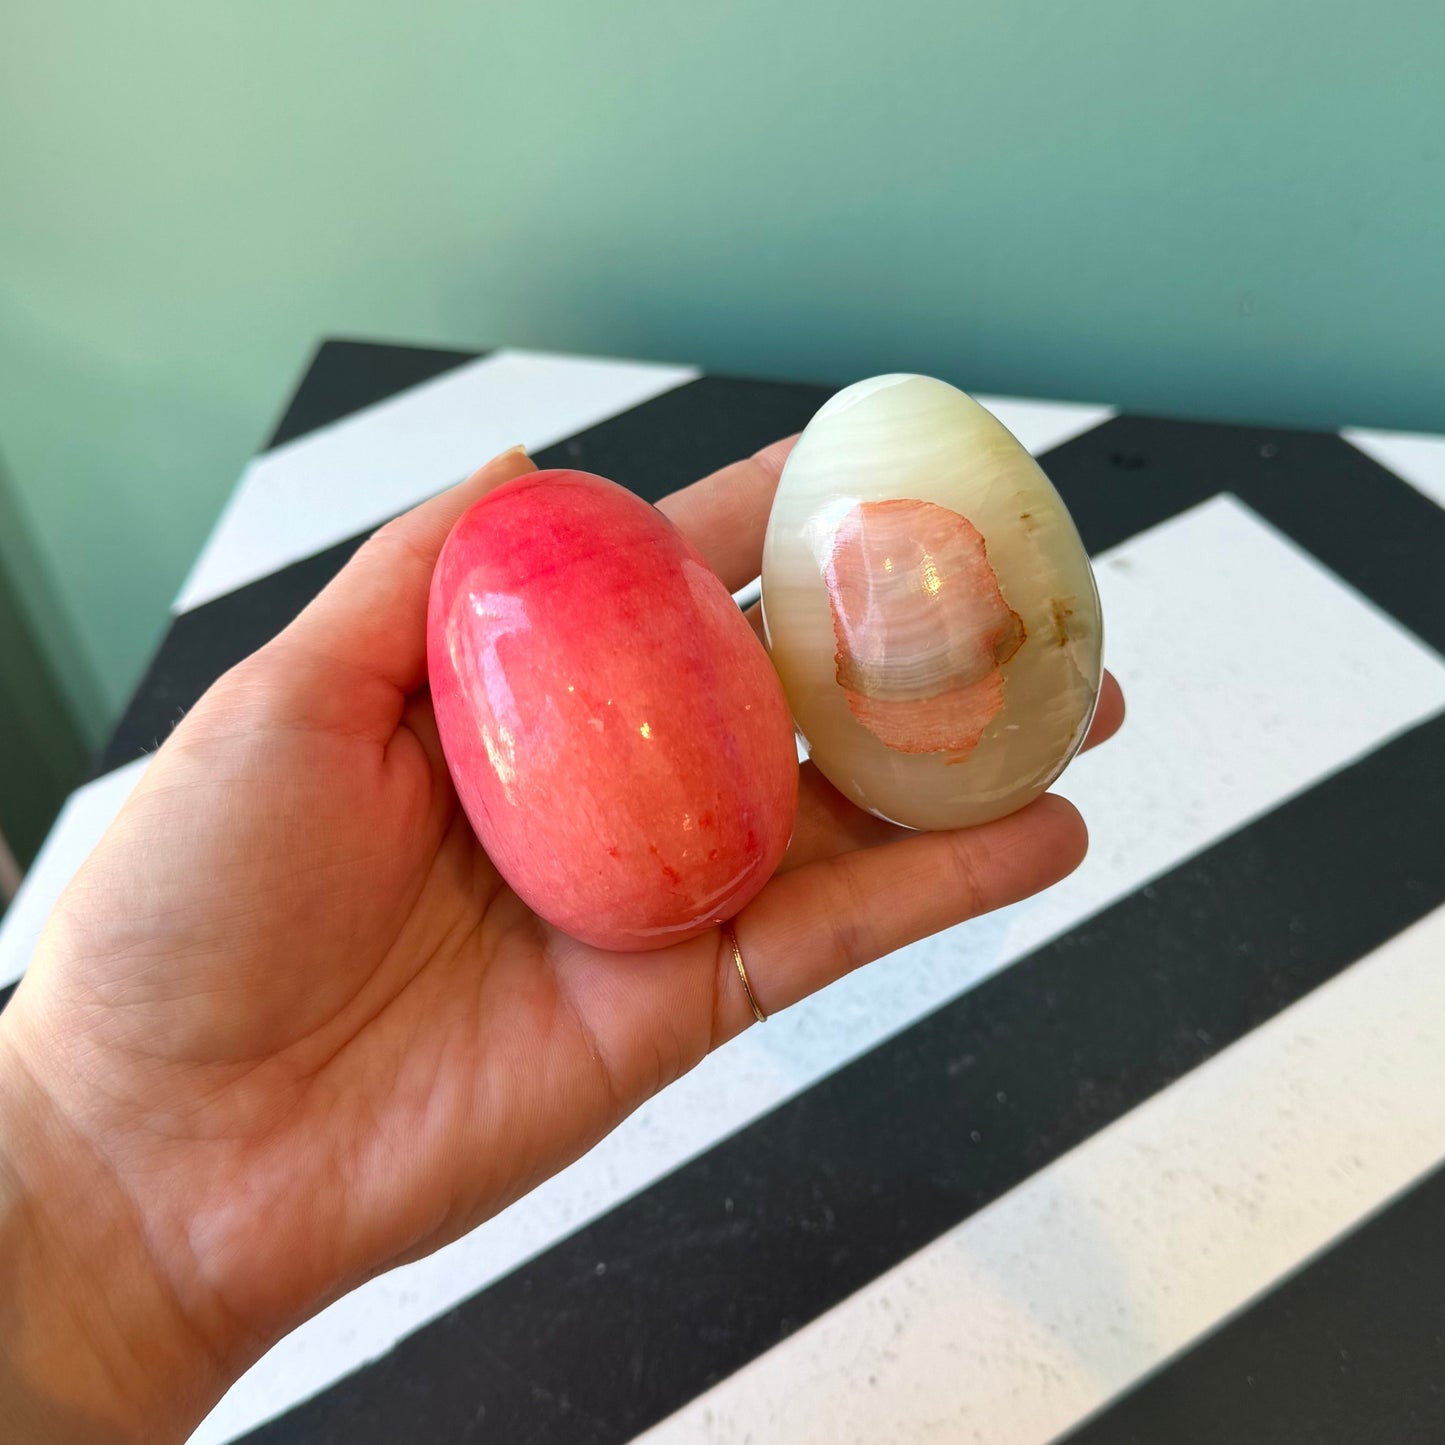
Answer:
[1051,597,1075,647]
[825,499,1024,756]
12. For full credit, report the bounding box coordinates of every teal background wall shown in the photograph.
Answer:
[2,0,1442,740]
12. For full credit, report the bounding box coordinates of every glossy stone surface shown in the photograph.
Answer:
[762,375,1102,830]
[428,469,798,950]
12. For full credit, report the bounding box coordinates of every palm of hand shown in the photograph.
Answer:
[30,660,728,1335]
[8,443,1119,1356]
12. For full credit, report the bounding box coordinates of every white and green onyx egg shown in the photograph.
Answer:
[760,374,1103,830]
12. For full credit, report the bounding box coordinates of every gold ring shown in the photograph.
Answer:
[723,920,767,1023]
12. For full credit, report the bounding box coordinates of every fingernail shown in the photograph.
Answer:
[487,444,531,466]
[461,446,534,493]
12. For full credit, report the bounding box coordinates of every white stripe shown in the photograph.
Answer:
[0,758,150,989]
[1340,425,1445,510]
[972,395,1115,457]
[190,496,1445,1444]
[173,350,700,612]
[637,906,1445,1445]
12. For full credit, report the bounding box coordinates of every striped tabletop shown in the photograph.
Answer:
[2,341,1443,1444]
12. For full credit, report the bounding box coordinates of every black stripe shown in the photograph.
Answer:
[1059,1165,1445,1445]
[236,712,1445,1445]
[265,338,480,449]
[530,374,834,496]
[1045,416,1445,656]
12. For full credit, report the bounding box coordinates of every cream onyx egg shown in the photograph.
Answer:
[760,374,1103,830]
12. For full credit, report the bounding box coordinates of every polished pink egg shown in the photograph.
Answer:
[427,469,799,951]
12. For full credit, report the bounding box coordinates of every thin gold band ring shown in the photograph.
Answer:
[723,920,767,1023]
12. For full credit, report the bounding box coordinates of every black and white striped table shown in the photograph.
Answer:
[3,341,1443,1444]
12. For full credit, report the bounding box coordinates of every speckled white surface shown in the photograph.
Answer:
[637,905,1445,1445]
[1342,426,1445,510]
[189,495,1445,1445]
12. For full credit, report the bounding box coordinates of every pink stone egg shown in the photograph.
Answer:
[427,469,798,951]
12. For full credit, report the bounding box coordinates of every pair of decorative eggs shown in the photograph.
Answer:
[428,374,1102,950]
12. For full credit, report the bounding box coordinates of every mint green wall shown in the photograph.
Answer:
[3,1,1441,735]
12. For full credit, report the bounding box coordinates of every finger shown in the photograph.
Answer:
[275,446,536,697]
[713,793,1087,1041]
[656,436,796,591]
[778,763,909,872]
[1084,669,1125,750]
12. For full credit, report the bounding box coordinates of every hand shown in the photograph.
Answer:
[0,442,1123,1442]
